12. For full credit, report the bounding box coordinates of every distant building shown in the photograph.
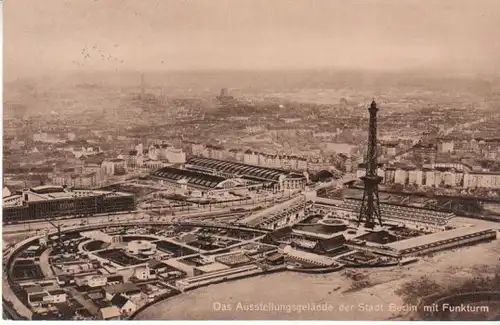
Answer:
[426,162,471,172]
[463,171,500,189]
[150,166,251,196]
[442,170,457,187]
[408,169,423,186]
[2,185,135,223]
[102,159,127,176]
[412,142,437,163]
[437,139,454,154]
[52,170,108,189]
[384,145,397,157]
[185,157,307,192]
[69,144,102,159]
[424,169,437,187]
[193,144,308,171]
[125,149,144,168]
[143,159,168,170]
[33,132,64,144]
[394,168,408,185]
[148,142,186,164]
[216,88,234,101]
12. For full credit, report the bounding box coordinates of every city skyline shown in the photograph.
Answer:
[3,0,500,321]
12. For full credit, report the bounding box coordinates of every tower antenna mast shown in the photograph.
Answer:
[357,100,383,228]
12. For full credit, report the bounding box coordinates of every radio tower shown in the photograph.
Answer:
[357,100,383,228]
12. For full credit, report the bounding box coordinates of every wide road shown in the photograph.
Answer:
[2,206,259,235]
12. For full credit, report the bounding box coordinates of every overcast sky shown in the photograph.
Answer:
[4,0,500,79]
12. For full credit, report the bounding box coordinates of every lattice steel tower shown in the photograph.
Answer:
[357,100,383,228]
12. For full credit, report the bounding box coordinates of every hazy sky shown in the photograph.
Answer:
[4,0,500,79]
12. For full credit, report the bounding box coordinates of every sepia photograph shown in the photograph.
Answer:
[2,0,500,321]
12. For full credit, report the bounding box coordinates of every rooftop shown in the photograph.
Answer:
[147,259,168,270]
[25,285,45,294]
[194,262,230,273]
[150,166,227,189]
[386,225,495,252]
[187,157,304,181]
[100,306,121,319]
[103,282,141,295]
[3,187,134,207]
[283,246,337,266]
[110,294,130,309]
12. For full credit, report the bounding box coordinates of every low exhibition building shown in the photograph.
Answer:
[185,157,307,191]
[2,185,136,223]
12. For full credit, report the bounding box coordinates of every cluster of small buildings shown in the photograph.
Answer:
[52,169,109,189]
[357,160,500,190]
[438,138,500,160]
[384,137,500,170]
[11,228,191,320]
[50,156,119,189]
[126,143,186,169]
[48,142,188,189]
[24,285,68,312]
[22,278,144,320]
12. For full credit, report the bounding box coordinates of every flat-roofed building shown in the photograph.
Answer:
[437,140,454,154]
[24,285,67,308]
[2,185,135,223]
[99,306,121,320]
[282,245,340,267]
[463,171,500,189]
[442,170,457,187]
[175,264,263,292]
[408,169,423,186]
[386,225,496,257]
[394,168,408,185]
[425,169,436,187]
[193,262,230,276]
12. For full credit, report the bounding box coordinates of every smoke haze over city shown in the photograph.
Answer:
[5,0,500,80]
